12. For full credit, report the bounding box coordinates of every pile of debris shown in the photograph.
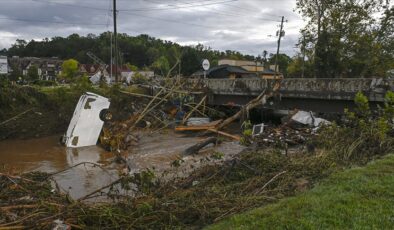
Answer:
[253,110,331,148]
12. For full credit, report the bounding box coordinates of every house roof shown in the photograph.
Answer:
[106,65,131,75]
[80,64,102,75]
[192,64,251,77]
[260,69,277,75]
[209,64,250,75]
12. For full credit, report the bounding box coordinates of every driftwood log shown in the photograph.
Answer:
[215,81,281,131]
[183,137,219,156]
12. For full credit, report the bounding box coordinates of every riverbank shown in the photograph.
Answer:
[0,85,81,140]
[1,83,393,229]
[1,114,393,228]
[208,153,394,229]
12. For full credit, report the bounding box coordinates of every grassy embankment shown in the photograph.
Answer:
[0,81,145,140]
[0,84,84,140]
[209,153,394,230]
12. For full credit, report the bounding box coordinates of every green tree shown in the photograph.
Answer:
[27,65,39,82]
[9,63,22,83]
[287,55,314,78]
[269,54,292,77]
[296,0,390,78]
[151,56,170,76]
[61,59,79,81]
[126,63,139,71]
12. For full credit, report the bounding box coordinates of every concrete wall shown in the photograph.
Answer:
[195,78,394,102]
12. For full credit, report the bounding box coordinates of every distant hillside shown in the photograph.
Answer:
[1,32,256,76]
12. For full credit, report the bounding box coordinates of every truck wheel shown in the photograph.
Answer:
[100,109,113,122]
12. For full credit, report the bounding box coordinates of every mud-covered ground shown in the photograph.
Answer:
[0,85,79,140]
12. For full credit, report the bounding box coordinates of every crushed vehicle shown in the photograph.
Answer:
[61,92,112,148]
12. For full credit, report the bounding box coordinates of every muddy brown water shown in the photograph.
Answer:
[0,132,245,200]
[0,135,118,200]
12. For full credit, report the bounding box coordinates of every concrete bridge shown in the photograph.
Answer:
[193,78,394,113]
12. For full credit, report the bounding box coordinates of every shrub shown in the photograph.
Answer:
[133,73,148,84]
[32,80,57,87]
[316,92,394,164]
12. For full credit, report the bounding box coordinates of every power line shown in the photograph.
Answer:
[26,0,280,26]
[120,11,217,29]
[121,0,238,12]
[30,0,108,11]
[29,0,238,12]
[0,16,108,26]
[222,2,283,18]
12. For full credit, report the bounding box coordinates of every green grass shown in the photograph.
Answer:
[208,154,394,230]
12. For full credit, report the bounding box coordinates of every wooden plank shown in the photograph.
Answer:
[207,129,241,141]
[175,119,222,131]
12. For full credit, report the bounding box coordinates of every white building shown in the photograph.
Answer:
[0,56,8,75]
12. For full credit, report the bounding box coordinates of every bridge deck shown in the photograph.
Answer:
[189,78,394,113]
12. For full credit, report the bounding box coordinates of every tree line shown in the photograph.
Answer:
[290,0,393,78]
[1,33,258,77]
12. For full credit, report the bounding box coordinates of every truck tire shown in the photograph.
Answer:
[99,109,113,122]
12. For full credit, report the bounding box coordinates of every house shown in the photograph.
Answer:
[0,56,7,75]
[9,57,63,80]
[259,69,283,79]
[121,71,155,84]
[218,59,283,79]
[79,64,105,77]
[218,59,265,72]
[192,64,256,79]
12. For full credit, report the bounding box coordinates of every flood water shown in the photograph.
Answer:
[0,135,118,200]
[0,132,245,200]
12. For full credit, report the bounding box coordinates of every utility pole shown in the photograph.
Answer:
[113,0,118,83]
[274,16,285,79]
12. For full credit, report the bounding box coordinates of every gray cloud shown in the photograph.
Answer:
[0,0,304,56]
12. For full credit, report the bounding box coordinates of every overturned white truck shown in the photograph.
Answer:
[62,92,112,148]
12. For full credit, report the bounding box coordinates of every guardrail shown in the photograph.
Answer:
[190,78,394,102]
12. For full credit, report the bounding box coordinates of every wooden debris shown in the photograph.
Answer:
[207,129,241,141]
[182,96,207,125]
[182,137,219,156]
[216,81,281,131]
[175,120,222,131]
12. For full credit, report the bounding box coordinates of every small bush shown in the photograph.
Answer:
[316,91,394,164]
[133,73,148,84]
[32,80,57,86]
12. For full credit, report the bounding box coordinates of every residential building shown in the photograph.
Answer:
[218,59,265,72]
[218,59,283,79]
[0,56,7,74]
[9,57,63,80]
[192,64,256,79]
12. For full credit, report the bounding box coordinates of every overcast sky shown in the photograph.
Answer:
[0,0,305,57]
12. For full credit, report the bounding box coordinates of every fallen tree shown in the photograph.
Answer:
[215,80,281,131]
[182,137,219,156]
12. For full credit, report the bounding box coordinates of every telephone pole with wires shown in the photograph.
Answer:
[113,0,118,83]
[274,16,285,78]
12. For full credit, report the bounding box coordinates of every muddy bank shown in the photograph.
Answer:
[0,86,79,140]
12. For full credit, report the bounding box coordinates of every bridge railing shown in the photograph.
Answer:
[187,78,394,102]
